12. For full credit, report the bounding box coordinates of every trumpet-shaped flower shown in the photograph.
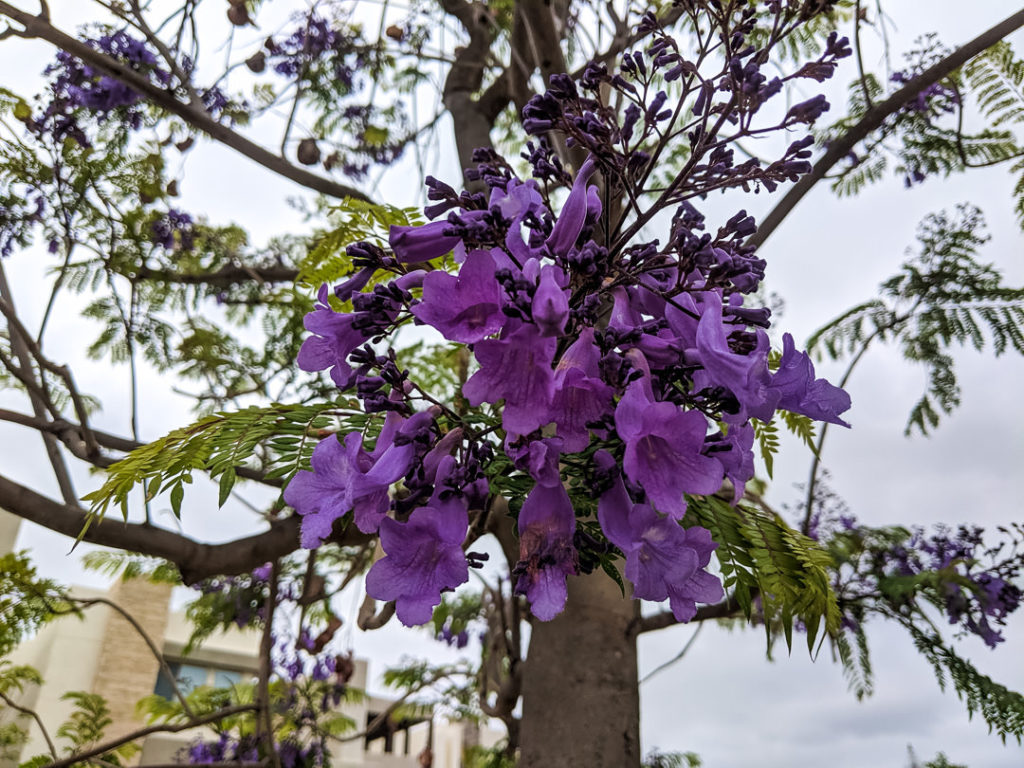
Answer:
[365,493,469,626]
[614,379,723,519]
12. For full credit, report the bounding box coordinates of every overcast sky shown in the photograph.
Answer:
[1,1,1023,766]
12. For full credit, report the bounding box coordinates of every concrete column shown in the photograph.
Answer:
[90,578,173,742]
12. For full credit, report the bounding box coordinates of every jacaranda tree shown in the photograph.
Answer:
[1,1,1024,766]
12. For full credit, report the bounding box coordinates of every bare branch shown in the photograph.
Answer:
[74,596,195,718]
[254,559,282,768]
[0,472,368,583]
[357,592,395,630]
[747,7,1024,250]
[0,689,58,759]
[0,261,77,505]
[630,593,745,636]
[41,704,257,768]
[134,262,299,286]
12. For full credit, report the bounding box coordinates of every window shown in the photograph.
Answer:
[154,661,250,699]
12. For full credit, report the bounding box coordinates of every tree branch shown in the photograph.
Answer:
[0,472,367,583]
[747,7,1024,250]
[0,689,58,759]
[630,593,745,636]
[0,261,77,505]
[41,704,257,768]
[134,262,299,287]
[73,596,195,718]
[0,1,373,202]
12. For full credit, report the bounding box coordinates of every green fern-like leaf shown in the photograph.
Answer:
[966,41,1024,127]
[688,495,840,653]
[908,624,1024,743]
[299,199,423,288]
[82,401,367,523]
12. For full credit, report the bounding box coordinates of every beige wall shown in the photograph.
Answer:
[4,578,503,768]
[5,586,110,762]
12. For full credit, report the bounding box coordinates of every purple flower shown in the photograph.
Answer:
[411,250,507,342]
[614,379,724,519]
[714,423,756,503]
[514,482,578,620]
[691,291,775,422]
[596,453,723,621]
[506,435,563,487]
[389,220,461,263]
[532,264,569,337]
[285,413,429,544]
[296,285,370,389]
[365,494,469,626]
[769,333,852,427]
[546,157,597,256]
[463,323,556,435]
[551,328,613,451]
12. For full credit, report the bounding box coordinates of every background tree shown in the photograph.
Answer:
[1,1,1023,766]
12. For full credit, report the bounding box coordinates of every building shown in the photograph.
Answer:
[0,512,502,767]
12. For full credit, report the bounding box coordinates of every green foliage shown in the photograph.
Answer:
[82,400,366,522]
[381,659,478,722]
[750,418,779,479]
[687,495,840,653]
[299,199,423,289]
[823,36,1024,201]
[136,673,360,748]
[54,692,140,766]
[396,341,466,406]
[0,552,75,656]
[834,620,874,700]
[81,550,182,584]
[464,744,518,768]
[908,748,968,768]
[907,624,1024,743]
[808,204,1024,434]
[966,41,1024,128]
[0,662,43,763]
[643,750,702,768]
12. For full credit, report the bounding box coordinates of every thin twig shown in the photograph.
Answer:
[41,705,258,768]
[0,690,58,759]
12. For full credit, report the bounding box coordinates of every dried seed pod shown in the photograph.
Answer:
[297,138,321,166]
[385,24,404,42]
[227,3,250,26]
[245,51,266,73]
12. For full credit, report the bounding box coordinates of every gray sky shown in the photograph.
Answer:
[1,1,1023,766]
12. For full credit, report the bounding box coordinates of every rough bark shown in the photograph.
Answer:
[519,570,641,768]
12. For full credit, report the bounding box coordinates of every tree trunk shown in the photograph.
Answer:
[519,570,641,768]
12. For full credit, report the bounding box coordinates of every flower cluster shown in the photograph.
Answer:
[31,31,171,145]
[883,524,1022,648]
[286,14,852,627]
[814,500,1024,649]
[150,208,195,251]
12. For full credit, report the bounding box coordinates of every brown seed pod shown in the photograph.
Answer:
[166,180,179,197]
[296,138,321,166]
[385,24,404,42]
[226,4,250,26]
[245,51,266,73]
